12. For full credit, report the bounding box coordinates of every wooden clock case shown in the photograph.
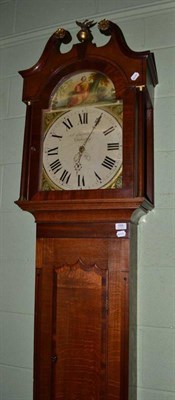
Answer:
[16,20,158,400]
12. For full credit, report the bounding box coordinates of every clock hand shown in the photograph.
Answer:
[82,113,103,148]
[73,150,82,172]
[74,113,102,172]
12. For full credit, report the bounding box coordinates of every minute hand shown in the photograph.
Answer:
[73,113,103,172]
[82,113,103,148]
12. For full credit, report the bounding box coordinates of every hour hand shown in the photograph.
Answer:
[73,151,82,172]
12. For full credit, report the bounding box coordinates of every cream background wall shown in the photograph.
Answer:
[0,1,175,399]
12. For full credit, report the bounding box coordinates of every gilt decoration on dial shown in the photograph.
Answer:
[41,71,123,191]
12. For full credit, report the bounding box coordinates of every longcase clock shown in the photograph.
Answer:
[16,19,158,400]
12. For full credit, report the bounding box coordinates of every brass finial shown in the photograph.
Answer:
[55,28,66,39]
[76,19,96,43]
[54,28,72,44]
[98,19,112,36]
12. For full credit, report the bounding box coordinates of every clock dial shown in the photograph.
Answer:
[42,105,122,190]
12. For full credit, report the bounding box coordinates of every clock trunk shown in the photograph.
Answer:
[34,231,129,400]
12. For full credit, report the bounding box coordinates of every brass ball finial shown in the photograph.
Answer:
[76,20,96,43]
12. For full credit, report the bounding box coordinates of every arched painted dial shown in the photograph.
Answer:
[43,106,122,190]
